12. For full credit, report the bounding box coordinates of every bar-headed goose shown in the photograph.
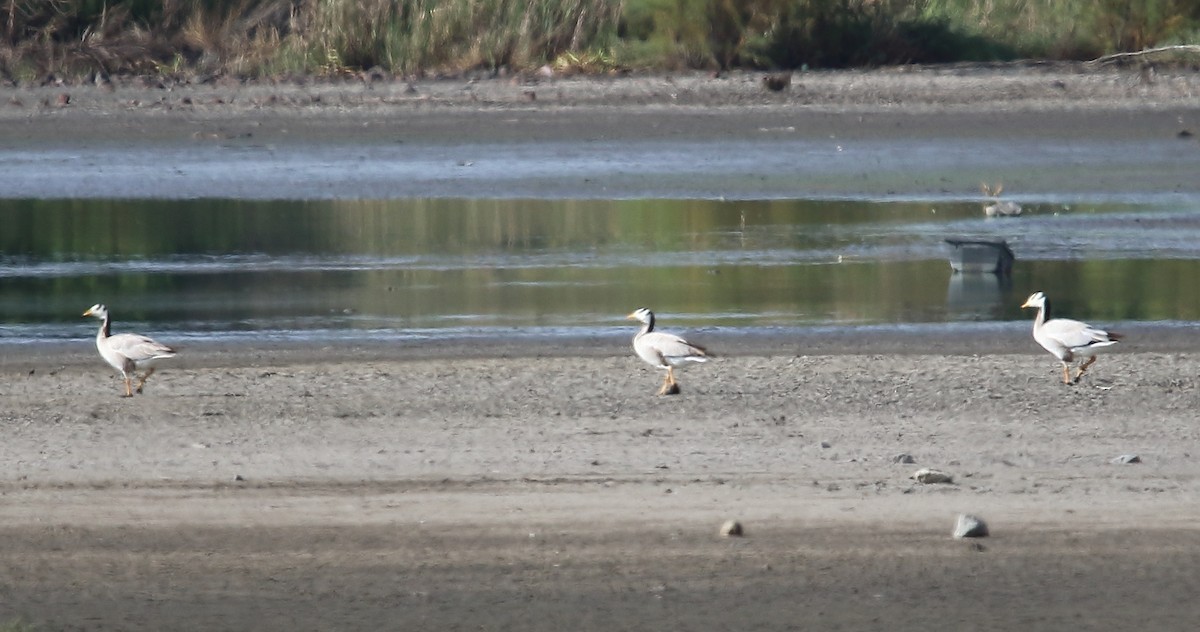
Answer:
[83,304,177,397]
[1020,292,1121,384]
[626,308,710,395]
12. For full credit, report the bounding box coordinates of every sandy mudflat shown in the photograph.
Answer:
[3,64,1200,630]
[3,339,1200,630]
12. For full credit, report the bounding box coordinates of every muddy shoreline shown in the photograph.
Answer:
[3,65,1200,200]
[4,318,1199,369]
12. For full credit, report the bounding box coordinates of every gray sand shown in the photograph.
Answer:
[3,346,1200,630]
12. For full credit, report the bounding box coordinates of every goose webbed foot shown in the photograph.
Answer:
[657,382,681,396]
[135,368,156,394]
[1072,357,1097,384]
[656,370,681,396]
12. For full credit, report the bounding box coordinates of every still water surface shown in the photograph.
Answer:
[2,198,1199,344]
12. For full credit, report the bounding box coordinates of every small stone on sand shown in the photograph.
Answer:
[911,468,954,484]
[953,514,989,538]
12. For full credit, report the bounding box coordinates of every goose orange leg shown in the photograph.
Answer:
[659,367,681,395]
[656,371,672,395]
[121,358,136,397]
[136,367,157,394]
[1073,357,1097,383]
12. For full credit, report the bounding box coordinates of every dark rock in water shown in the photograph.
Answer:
[945,239,1014,274]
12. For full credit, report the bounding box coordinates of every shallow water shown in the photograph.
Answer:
[2,197,1199,344]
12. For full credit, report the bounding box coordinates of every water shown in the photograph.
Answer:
[3,197,1200,345]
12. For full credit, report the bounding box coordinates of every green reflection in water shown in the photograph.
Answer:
[0,198,1197,337]
[1,197,985,257]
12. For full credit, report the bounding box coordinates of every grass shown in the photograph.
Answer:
[278,0,621,76]
[917,0,1200,59]
[0,0,1196,79]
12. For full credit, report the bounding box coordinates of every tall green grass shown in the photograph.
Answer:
[918,0,1200,60]
[0,0,294,78]
[280,0,621,75]
[619,0,1199,69]
[0,0,1196,79]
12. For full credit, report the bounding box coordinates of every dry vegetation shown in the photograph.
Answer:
[0,0,1197,81]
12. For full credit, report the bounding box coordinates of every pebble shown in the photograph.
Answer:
[719,519,744,537]
[953,514,989,538]
[911,468,954,484]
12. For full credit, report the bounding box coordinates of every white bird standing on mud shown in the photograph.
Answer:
[83,304,177,397]
[1020,291,1121,385]
[627,307,710,395]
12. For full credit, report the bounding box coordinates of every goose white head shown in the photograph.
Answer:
[626,307,654,324]
[83,303,109,319]
[1020,292,1047,309]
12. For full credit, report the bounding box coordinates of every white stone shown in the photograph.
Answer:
[953,514,989,538]
[911,468,953,484]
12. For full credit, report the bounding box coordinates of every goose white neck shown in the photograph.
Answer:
[641,312,655,335]
[97,312,111,339]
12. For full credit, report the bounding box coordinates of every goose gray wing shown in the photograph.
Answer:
[639,331,708,363]
[1040,318,1117,351]
[107,333,176,361]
